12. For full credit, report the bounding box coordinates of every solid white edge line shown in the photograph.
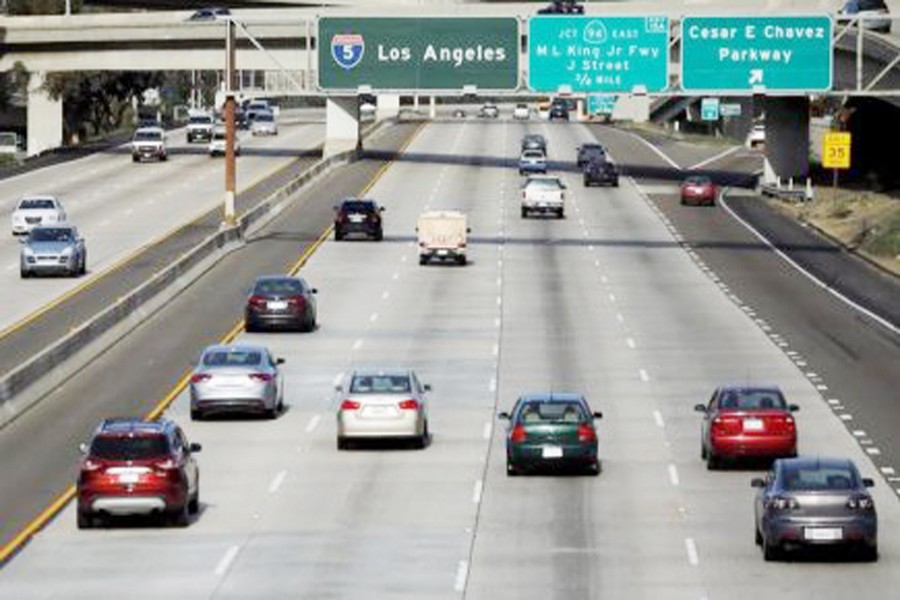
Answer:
[483,421,492,439]
[352,339,363,351]
[332,372,344,387]
[720,193,899,335]
[685,538,699,566]
[472,480,484,504]
[305,414,321,433]
[268,470,287,494]
[489,376,497,392]
[688,145,742,171]
[454,560,469,592]
[668,464,680,486]
[214,545,241,576]
[623,128,682,171]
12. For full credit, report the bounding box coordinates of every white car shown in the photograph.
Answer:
[513,104,530,120]
[208,126,241,157]
[838,0,891,33]
[521,175,566,219]
[250,111,278,136]
[480,103,499,118]
[746,124,765,149]
[131,127,167,162]
[11,195,66,235]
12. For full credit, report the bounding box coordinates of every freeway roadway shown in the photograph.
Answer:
[2,117,900,597]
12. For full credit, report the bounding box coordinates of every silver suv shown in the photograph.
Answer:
[20,224,86,278]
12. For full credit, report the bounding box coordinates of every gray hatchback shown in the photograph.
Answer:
[752,456,878,561]
[20,225,86,278]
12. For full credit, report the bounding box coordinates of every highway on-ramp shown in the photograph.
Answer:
[1,118,899,597]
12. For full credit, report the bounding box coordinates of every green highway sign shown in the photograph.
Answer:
[720,103,742,117]
[701,97,720,121]
[587,94,618,114]
[318,17,519,91]
[528,16,669,93]
[681,16,832,92]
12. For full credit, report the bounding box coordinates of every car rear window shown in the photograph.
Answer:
[522,151,544,159]
[19,199,56,210]
[202,350,262,366]
[518,401,587,423]
[782,466,858,491]
[255,113,274,122]
[341,201,375,213]
[718,389,786,410]
[350,375,411,394]
[190,116,213,124]
[30,228,73,242]
[254,279,303,296]
[90,435,170,460]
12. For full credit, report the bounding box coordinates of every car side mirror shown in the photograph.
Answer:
[379,207,386,212]
[751,478,766,488]
[276,358,285,365]
[310,288,318,294]
[788,404,799,412]
[466,227,472,233]
[592,411,603,419]
[694,404,708,413]
[335,384,343,392]
[189,442,202,453]
[423,384,432,392]
[333,205,339,211]
[498,411,511,420]
[79,442,88,454]
[862,477,875,488]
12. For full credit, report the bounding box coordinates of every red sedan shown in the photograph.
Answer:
[695,385,799,470]
[680,175,717,206]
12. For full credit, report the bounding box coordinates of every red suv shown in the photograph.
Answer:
[695,385,799,470]
[76,418,201,528]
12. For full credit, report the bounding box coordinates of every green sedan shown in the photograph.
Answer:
[499,393,602,476]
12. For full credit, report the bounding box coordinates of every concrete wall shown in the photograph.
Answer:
[26,71,62,156]
[763,96,810,184]
[324,96,360,157]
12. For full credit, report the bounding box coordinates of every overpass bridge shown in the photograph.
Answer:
[1,4,898,181]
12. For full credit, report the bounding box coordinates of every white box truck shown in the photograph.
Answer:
[417,210,470,266]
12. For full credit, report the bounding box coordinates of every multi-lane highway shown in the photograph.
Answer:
[1,115,899,597]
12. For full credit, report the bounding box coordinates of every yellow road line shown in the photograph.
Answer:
[0,119,426,568]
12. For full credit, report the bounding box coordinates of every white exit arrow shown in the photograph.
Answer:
[749,69,764,85]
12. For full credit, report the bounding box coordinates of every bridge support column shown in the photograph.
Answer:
[324,96,360,158]
[762,96,810,185]
[429,96,436,119]
[27,71,63,156]
[377,94,400,120]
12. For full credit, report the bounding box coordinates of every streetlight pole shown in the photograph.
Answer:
[224,18,237,227]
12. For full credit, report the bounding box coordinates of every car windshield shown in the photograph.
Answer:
[213,130,227,140]
[202,350,262,367]
[254,279,303,296]
[718,389,786,410]
[90,435,169,460]
[134,130,161,141]
[342,201,375,213]
[517,401,587,423]
[30,228,73,242]
[350,375,411,394]
[782,465,858,491]
[189,116,212,124]
[686,176,712,186]
[526,178,562,190]
[19,199,56,210]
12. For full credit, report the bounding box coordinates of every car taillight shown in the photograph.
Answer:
[248,295,267,309]
[398,399,419,410]
[770,415,795,434]
[577,423,597,443]
[712,416,742,436]
[81,459,102,473]
[847,496,875,510]
[769,496,799,511]
[340,399,361,411]
[510,424,527,444]
[337,212,348,223]
[190,373,211,384]
[288,295,305,306]
[457,242,466,248]
[249,373,273,382]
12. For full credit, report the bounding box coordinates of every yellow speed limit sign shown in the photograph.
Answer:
[823,132,851,169]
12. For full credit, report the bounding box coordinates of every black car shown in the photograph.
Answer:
[521,134,548,154]
[334,198,385,241]
[583,159,619,187]
[548,105,570,122]
[537,0,585,14]
[188,7,230,21]
[576,143,606,168]
[245,275,318,332]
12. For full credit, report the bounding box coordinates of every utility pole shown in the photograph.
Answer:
[224,17,237,226]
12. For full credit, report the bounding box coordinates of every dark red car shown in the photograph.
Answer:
[76,418,201,528]
[244,275,318,332]
[680,175,717,206]
[695,385,799,470]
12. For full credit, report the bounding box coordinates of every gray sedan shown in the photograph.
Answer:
[190,344,284,420]
[19,225,86,278]
[752,456,878,561]
[335,368,430,449]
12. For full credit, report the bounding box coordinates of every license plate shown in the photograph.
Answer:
[743,418,764,432]
[118,473,140,484]
[348,214,365,223]
[267,301,288,310]
[437,249,448,255]
[542,446,563,459]
[804,527,842,541]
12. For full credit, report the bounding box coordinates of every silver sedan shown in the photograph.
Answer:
[19,225,86,278]
[335,368,430,449]
[190,344,284,420]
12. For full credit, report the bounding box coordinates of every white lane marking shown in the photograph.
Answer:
[496,277,502,286]
[688,145,741,171]
[827,398,841,405]
[668,464,680,486]
[454,560,469,593]
[494,317,501,329]
[352,339,363,351]
[268,470,287,494]
[401,255,407,263]
[483,422,492,439]
[214,545,241,576]
[496,296,502,307]
[382,291,390,300]
[392,272,399,280]
[720,195,899,336]
[840,414,853,421]
[867,448,882,455]
[639,369,650,382]
[602,276,609,284]
[489,376,497,392]
[685,538,699,566]
[588,244,595,251]
[653,410,665,428]
[626,337,636,349]
[332,372,344,387]
[608,293,617,303]
[852,430,866,437]
[616,313,624,323]
[492,343,499,357]
[595,260,601,268]
[305,414,321,433]
[624,129,682,170]
[880,467,895,475]
[369,313,379,323]
[472,480,484,504]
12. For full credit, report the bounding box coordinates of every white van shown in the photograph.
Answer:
[416,211,470,266]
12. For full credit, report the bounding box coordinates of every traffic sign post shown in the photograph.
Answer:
[823,131,851,203]
[681,16,832,93]
[528,16,669,93]
[317,17,519,91]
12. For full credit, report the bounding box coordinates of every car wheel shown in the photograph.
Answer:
[190,408,203,421]
[613,179,619,187]
[506,459,520,476]
[77,508,93,530]
[334,229,343,241]
[700,442,708,460]
[706,452,720,470]
[557,209,565,219]
[245,320,256,333]
[169,503,190,527]
[132,156,139,163]
[521,207,528,218]
[762,536,781,562]
[457,255,467,266]
[20,268,29,279]
[414,421,429,449]
[265,404,278,420]
[80,254,87,276]
[588,460,600,476]
[188,482,200,515]
[337,437,349,450]
[419,255,428,266]
[374,230,384,242]
[860,544,879,562]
